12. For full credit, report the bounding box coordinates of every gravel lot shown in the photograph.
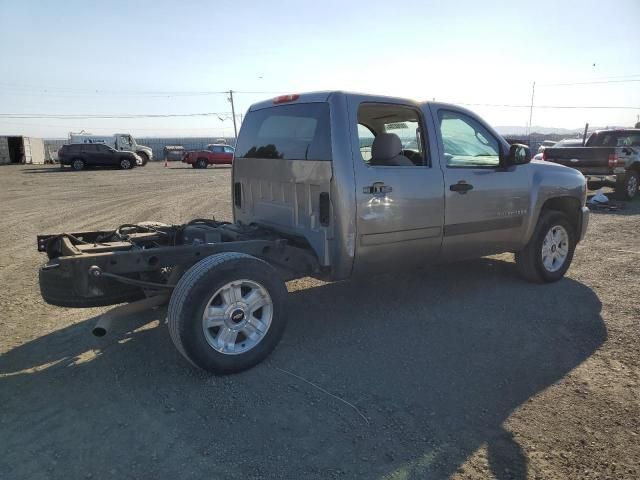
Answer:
[1,162,638,480]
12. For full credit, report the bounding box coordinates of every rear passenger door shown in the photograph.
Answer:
[348,97,445,275]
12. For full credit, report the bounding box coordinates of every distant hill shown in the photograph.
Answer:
[496,125,630,135]
[496,126,580,135]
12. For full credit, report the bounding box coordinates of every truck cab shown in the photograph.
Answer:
[233,91,588,281]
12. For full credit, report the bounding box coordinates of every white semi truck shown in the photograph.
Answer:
[68,132,153,165]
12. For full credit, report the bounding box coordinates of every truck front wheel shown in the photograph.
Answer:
[137,152,149,166]
[167,252,288,374]
[515,210,576,283]
[615,170,639,200]
[196,158,208,169]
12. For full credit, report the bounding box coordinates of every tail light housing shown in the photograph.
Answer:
[319,192,330,226]
[608,153,620,168]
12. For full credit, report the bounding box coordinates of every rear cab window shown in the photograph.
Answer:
[235,103,331,160]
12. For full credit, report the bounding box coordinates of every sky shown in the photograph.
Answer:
[0,0,639,138]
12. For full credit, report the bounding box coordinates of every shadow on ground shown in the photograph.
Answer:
[587,191,640,216]
[0,258,606,480]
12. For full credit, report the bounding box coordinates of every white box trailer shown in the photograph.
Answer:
[0,136,46,165]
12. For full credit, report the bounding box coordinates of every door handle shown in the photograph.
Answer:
[449,181,473,194]
[363,182,393,194]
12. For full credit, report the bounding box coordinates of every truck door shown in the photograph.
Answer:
[430,106,531,261]
[117,135,133,151]
[349,98,445,275]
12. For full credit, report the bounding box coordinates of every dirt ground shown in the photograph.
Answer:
[1,162,638,480]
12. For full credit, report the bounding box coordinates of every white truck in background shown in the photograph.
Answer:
[68,132,153,165]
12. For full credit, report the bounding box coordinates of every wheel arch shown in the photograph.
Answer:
[540,196,582,238]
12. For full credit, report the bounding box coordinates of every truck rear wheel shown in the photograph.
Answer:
[615,170,639,200]
[515,210,576,283]
[167,252,288,374]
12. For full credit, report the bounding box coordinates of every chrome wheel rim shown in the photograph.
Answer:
[541,225,569,273]
[201,279,273,355]
[627,175,638,198]
[121,159,131,169]
[73,160,83,170]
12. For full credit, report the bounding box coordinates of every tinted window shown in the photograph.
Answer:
[617,133,640,146]
[223,146,234,153]
[235,103,331,160]
[438,111,500,168]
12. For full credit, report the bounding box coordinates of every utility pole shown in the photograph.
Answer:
[527,81,536,144]
[228,90,238,145]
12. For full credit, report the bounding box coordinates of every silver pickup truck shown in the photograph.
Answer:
[37,91,589,374]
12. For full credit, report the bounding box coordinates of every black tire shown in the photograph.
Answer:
[586,181,602,191]
[615,170,639,200]
[196,158,208,169]
[120,158,133,170]
[71,158,85,171]
[515,210,576,283]
[137,152,149,166]
[167,252,288,374]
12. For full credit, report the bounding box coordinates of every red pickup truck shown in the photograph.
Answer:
[182,144,234,168]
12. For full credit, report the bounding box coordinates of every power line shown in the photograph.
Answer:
[452,103,640,110]
[2,102,640,120]
[540,78,640,86]
[0,83,283,97]
[0,112,235,119]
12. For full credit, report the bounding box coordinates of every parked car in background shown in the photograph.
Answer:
[544,129,640,199]
[58,144,141,170]
[163,145,185,162]
[182,144,234,168]
[69,132,152,165]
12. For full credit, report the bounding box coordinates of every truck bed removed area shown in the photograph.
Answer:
[38,220,320,308]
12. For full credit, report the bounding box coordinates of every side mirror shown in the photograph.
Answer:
[507,143,531,166]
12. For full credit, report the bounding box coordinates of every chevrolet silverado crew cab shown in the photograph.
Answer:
[543,128,640,199]
[37,91,589,374]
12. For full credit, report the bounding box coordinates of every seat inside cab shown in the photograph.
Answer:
[357,103,426,166]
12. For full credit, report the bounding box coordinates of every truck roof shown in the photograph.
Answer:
[247,90,473,118]
[248,91,422,111]
[592,128,640,135]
